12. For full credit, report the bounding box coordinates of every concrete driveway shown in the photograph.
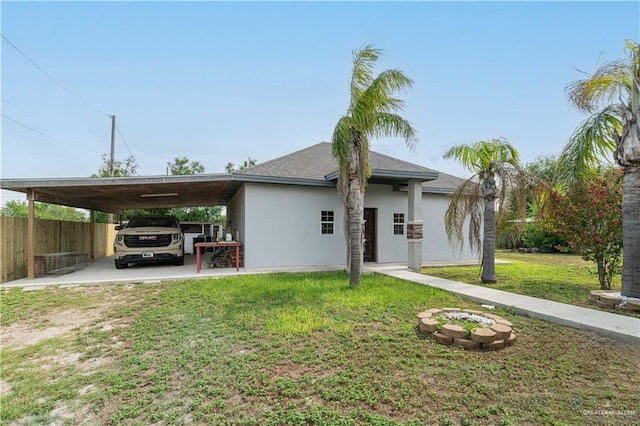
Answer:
[1,254,252,289]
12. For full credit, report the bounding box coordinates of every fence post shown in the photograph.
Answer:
[27,189,35,279]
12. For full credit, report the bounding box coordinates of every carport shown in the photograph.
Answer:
[1,173,245,279]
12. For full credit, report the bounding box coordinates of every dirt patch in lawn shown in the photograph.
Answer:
[0,379,11,396]
[1,284,148,350]
[1,308,104,349]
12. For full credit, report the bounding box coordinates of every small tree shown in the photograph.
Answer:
[225,158,257,173]
[162,157,221,222]
[168,157,205,175]
[443,138,525,283]
[559,41,640,297]
[331,45,417,287]
[519,156,566,250]
[92,153,138,178]
[0,200,87,222]
[550,168,623,290]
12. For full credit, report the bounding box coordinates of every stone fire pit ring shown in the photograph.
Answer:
[417,308,516,351]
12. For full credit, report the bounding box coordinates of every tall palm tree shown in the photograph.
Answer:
[331,45,417,287]
[559,41,640,298]
[443,138,524,283]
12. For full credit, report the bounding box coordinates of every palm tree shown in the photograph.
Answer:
[559,41,640,298]
[331,45,417,287]
[443,138,524,283]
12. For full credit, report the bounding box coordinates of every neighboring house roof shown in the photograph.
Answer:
[235,142,465,193]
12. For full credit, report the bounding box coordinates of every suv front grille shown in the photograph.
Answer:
[124,234,173,248]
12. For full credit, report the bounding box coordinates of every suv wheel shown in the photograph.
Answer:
[115,260,128,269]
[175,256,184,266]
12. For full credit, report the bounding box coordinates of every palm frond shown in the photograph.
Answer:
[371,113,417,149]
[566,60,632,113]
[444,177,482,253]
[351,68,414,132]
[331,118,353,168]
[353,130,369,190]
[558,105,621,186]
[331,116,355,201]
[358,69,413,112]
[468,199,482,256]
[443,144,481,173]
[349,45,382,111]
[444,138,519,174]
[494,166,528,237]
[476,138,520,169]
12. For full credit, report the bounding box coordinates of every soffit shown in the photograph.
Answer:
[1,175,242,214]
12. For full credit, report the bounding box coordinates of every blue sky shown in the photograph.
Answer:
[2,1,638,204]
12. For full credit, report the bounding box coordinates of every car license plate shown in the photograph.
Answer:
[142,252,154,258]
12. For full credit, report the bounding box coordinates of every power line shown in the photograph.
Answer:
[116,124,147,175]
[1,34,111,118]
[2,35,149,175]
[2,98,25,113]
[1,113,101,154]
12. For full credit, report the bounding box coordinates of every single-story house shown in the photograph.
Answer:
[1,142,476,277]
[227,142,475,269]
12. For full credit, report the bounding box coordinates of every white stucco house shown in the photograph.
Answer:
[226,142,475,269]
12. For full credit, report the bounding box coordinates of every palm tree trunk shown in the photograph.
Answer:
[621,165,640,298]
[348,178,363,287]
[482,195,497,283]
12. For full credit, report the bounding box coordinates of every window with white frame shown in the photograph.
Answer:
[321,210,335,235]
[393,213,405,235]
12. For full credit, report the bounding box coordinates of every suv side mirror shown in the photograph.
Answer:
[115,225,123,231]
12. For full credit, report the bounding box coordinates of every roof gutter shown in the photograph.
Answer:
[230,173,336,187]
[0,173,233,190]
[324,169,439,182]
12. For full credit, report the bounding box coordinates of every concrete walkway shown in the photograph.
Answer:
[381,268,640,344]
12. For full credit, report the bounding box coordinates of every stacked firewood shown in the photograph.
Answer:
[207,246,244,268]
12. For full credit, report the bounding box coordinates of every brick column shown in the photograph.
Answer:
[407,179,423,271]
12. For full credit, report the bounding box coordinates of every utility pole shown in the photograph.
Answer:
[108,115,116,224]
[109,115,116,177]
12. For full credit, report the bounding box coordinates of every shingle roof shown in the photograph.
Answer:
[236,143,337,181]
[421,171,467,193]
[235,142,465,193]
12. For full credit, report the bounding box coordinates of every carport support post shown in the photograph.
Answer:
[27,189,35,279]
[89,210,95,262]
[407,179,424,272]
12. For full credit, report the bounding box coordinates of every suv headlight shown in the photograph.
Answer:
[173,233,182,241]
[116,235,123,243]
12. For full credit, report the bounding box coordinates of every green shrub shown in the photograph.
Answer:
[521,222,566,251]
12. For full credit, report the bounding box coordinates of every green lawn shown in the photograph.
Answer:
[422,251,638,316]
[1,272,638,425]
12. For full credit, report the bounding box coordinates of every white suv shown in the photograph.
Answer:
[113,215,184,269]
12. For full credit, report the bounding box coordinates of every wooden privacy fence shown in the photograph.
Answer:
[0,217,116,283]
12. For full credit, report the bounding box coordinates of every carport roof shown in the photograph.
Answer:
[1,142,464,213]
[1,174,243,214]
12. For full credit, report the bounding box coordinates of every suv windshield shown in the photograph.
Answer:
[127,216,178,228]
